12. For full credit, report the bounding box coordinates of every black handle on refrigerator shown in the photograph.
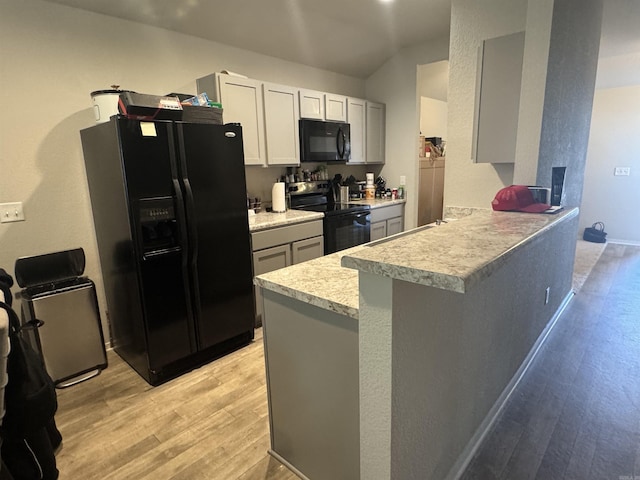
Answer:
[337,127,346,159]
[181,178,199,268]
[172,178,190,268]
[175,124,203,333]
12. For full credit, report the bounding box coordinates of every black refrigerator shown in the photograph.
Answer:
[80,116,255,385]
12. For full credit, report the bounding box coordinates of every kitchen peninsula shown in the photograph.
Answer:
[255,207,579,480]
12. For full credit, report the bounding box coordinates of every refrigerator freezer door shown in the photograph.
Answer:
[115,118,196,370]
[176,123,255,349]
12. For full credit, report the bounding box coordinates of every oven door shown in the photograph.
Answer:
[324,211,370,254]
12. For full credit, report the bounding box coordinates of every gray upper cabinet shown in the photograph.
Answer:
[472,31,525,164]
[263,82,300,166]
[346,98,366,164]
[366,101,386,164]
[197,73,267,166]
[299,89,325,120]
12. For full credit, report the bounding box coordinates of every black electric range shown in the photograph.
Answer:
[287,181,371,254]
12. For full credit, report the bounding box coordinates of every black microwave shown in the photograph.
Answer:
[299,119,350,162]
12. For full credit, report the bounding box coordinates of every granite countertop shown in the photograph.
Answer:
[346,198,406,209]
[248,199,402,232]
[248,209,324,232]
[254,245,365,319]
[254,207,579,318]
[341,208,579,293]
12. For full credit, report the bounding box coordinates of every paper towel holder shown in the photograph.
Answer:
[271,181,287,213]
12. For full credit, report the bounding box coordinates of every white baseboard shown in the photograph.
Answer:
[608,238,640,246]
[445,290,575,480]
[268,449,311,480]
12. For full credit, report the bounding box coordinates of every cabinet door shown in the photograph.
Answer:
[432,162,445,223]
[292,236,324,264]
[366,102,385,164]
[370,221,387,241]
[473,31,524,164]
[263,83,300,166]
[325,94,347,122]
[218,75,266,166]
[387,217,404,236]
[253,244,291,326]
[418,160,435,226]
[347,98,366,164]
[299,89,325,119]
[418,158,445,226]
[253,244,291,275]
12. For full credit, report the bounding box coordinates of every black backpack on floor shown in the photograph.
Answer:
[1,268,60,480]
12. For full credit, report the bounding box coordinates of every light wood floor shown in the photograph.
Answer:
[55,328,297,479]
[55,242,638,479]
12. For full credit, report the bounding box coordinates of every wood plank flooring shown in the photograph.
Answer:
[54,243,640,479]
[460,243,640,480]
[54,328,297,480]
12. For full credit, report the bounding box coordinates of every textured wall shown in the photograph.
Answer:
[536,0,603,207]
[390,213,578,480]
[444,0,527,209]
[447,0,603,211]
[512,0,554,185]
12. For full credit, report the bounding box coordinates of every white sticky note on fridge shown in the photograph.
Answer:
[140,122,157,137]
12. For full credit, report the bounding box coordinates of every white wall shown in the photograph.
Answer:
[417,61,449,102]
[418,60,449,139]
[0,0,365,337]
[420,97,448,141]
[365,39,450,230]
[580,85,640,243]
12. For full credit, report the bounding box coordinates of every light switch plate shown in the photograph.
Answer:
[614,166,631,176]
[0,202,25,223]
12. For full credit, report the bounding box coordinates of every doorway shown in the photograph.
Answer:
[416,61,449,226]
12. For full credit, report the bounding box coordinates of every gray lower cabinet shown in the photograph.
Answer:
[292,236,324,264]
[370,203,405,241]
[253,244,291,276]
[252,220,324,325]
[371,221,387,241]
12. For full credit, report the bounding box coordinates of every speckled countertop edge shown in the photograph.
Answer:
[248,199,403,232]
[346,198,406,209]
[341,208,579,293]
[254,245,365,319]
[249,210,324,232]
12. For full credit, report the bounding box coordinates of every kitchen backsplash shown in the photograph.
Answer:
[245,164,383,208]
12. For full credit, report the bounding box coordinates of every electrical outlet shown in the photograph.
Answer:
[0,202,25,223]
[545,287,550,305]
[614,167,631,176]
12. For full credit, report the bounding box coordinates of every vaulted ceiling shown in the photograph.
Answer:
[41,0,640,79]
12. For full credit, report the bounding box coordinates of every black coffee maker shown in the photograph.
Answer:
[328,174,343,205]
[375,176,386,196]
